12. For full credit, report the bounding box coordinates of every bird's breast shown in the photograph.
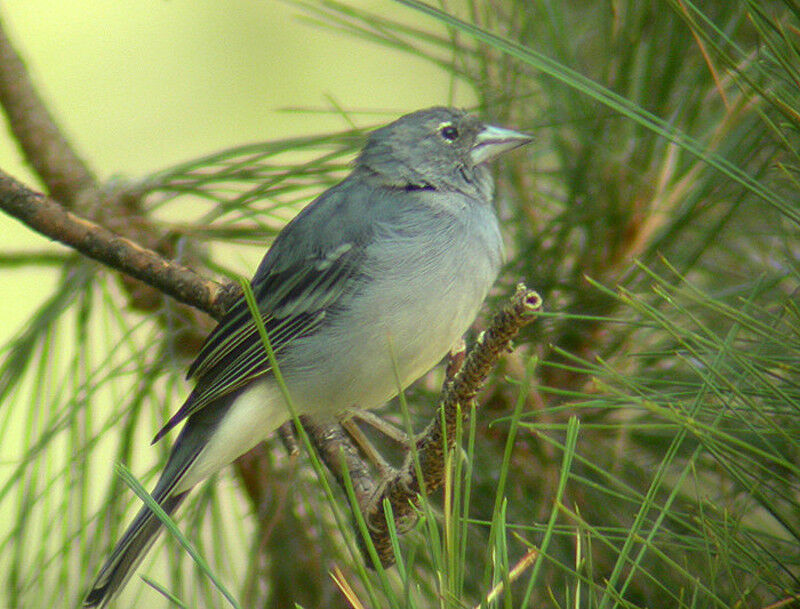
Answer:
[282,202,502,415]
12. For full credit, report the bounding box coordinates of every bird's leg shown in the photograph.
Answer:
[277,420,300,456]
[349,339,469,450]
[340,415,397,477]
[349,411,410,446]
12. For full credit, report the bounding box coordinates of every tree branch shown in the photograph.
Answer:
[0,15,95,204]
[0,169,239,319]
[0,12,223,334]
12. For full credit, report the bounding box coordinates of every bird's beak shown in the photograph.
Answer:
[470,124,533,166]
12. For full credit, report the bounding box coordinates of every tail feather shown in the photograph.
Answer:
[83,386,261,606]
[83,491,188,608]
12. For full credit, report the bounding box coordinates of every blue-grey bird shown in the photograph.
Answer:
[84,107,531,607]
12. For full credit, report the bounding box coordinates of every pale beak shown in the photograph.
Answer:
[470,124,533,166]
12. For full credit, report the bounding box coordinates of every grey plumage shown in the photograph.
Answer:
[84,107,531,607]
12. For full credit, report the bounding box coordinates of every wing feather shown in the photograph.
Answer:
[152,245,365,443]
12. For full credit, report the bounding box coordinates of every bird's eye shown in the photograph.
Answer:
[439,124,459,141]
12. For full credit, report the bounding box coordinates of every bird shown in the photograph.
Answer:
[84,106,531,607]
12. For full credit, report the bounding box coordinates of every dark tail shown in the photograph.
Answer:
[83,490,189,608]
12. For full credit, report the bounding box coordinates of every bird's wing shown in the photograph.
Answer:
[152,232,369,444]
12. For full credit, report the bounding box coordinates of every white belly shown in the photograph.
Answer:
[176,379,284,492]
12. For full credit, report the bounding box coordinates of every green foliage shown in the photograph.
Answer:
[1,1,798,608]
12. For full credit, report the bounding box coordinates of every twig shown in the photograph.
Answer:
[473,546,539,609]
[367,284,541,565]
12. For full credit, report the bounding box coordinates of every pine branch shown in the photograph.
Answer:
[0,14,95,204]
[0,169,238,319]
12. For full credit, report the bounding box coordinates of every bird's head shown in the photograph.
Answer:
[357,107,531,195]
